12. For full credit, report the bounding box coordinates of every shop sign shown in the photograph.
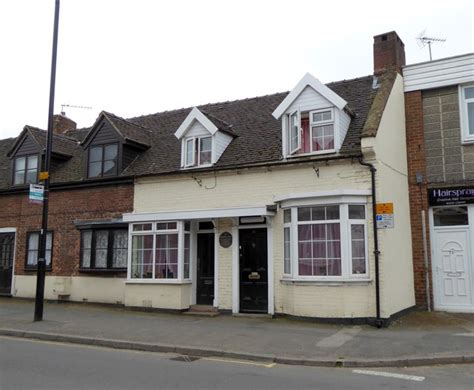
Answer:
[376,202,394,229]
[428,187,474,206]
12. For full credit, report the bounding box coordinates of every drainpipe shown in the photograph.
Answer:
[358,157,382,328]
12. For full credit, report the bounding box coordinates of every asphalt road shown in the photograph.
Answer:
[1,336,473,390]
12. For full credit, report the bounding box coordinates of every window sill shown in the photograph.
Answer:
[125,279,192,285]
[461,138,474,145]
[23,267,52,272]
[286,149,337,159]
[280,277,372,286]
[78,268,127,274]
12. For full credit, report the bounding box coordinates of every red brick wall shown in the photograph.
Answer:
[405,90,432,308]
[0,184,133,277]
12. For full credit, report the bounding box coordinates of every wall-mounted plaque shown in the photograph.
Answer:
[219,232,232,248]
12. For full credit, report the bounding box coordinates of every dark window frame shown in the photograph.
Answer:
[87,142,119,179]
[12,153,40,186]
[80,228,128,271]
[25,231,53,270]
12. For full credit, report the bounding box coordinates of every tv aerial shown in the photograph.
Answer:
[416,30,446,61]
[60,103,92,116]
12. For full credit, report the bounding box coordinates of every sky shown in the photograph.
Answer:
[0,0,472,139]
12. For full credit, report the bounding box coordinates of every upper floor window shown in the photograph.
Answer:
[460,85,474,143]
[287,108,335,156]
[88,143,118,178]
[184,136,212,167]
[13,154,38,185]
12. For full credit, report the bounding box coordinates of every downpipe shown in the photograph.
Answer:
[358,157,383,328]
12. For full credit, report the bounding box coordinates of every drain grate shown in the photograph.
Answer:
[170,355,201,363]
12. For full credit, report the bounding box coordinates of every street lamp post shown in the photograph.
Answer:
[34,0,61,321]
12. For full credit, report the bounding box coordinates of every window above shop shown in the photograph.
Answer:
[460,84,474,143]
[283,203,368,281]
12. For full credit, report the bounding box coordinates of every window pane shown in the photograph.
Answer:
[199,151,212,165]
[186,139,194,165]
[104,144,118,160]
[200,137,212,151]
[298,224,312,241]
[433,207,469,226]
[298,259,312,276]
[327,259,341,276]
[131,235,153,279]
[103,160,117,176]
[95,231,109,268]
[312,110,332,123]
[283,209,291,223]
[327,223,340,240]
[88,162,102,178]
[14,170,25,185]
[313,259,327,275]
[290,112,299,152]
[297,207,311,221]
[199,137,212,165]
[155,233,178,279]
[112,230,128,268]
[133,223,152,232]
[156,222,177,230]
[467,102,474,135]
[284,227,291,274]
[89,146,103,162]
[26,169,37,184]
[15,156,26,171]
[27,250,38,266]
[349,205,365,219]
[184,233,190,279]
[325,205,339,220]
[311,206,326,220]
[351,224,366,274]
[29,233,39,250]
[464,87,474,99]
[27,155,38,170]
[81,231,92,268]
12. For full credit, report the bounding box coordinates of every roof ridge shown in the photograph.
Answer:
[26,126,81,144]
[102,111,153,133]
[326,74,373,86]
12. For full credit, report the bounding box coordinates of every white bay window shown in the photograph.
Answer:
[283,203,368,280]
[130,221,191,281]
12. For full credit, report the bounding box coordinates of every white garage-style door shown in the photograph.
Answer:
[431,206,474,312]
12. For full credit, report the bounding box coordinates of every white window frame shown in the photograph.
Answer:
[283,209,292,276]
[282,202,369,281]
[288,110,301,155]
[309,108,336,154]
[128,221,191,283]
[184,138,196,167]
[197,136,213,166]
[459,84,474,144]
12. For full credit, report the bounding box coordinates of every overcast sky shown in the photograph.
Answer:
[0,0,472,139]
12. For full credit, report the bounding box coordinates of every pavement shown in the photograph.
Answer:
[1,297,473,368]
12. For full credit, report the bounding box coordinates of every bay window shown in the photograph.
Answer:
[130,221,191,281]
[282,203,368,280]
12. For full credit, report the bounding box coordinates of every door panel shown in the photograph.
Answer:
[0,233,15,295]
[197,233,214,305]
[433,229,472,309]
[239,228,268,313]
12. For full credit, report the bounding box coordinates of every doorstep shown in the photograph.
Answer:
[183,305,220,317]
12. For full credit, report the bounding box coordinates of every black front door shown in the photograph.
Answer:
[197,233,214,305]
[0,233,15,295]
[239,228,268,313]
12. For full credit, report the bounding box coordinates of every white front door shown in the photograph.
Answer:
[433,228,473,310]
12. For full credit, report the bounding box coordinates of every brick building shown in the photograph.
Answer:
[404,53,474,312]
[0,31,416,324]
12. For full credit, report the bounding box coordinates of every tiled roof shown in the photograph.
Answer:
[0,74,381,190]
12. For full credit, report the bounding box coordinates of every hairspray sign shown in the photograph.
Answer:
[428,187,474,206]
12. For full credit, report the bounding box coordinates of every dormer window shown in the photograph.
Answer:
[184,136,212,167]
[88,143,118,178]
[13,154,38,185]
[272,73,350,159]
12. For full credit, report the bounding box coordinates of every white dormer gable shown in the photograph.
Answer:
[272,73,351,157]
[174,107,233,168]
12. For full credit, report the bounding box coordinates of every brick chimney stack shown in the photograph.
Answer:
[53,113,77,135]
[373,31,406,75]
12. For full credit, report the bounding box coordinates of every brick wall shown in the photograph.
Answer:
[0,184,133,277]
[405,90,432,308]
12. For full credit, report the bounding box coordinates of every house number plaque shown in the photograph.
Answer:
[219,232,232,248]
